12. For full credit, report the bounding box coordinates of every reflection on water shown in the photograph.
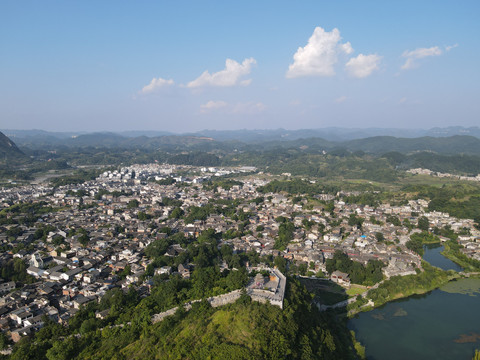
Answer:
[349,278,480,360]
[371,313,385,321]
[453,332,480,344]
[393,308,407,317]
[349,246,478,359]
[369,307,408,321]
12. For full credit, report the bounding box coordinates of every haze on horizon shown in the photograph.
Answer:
[1,1,479,133]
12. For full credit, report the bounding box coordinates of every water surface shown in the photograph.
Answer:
[422,244,463,272]
[349,246,479,360]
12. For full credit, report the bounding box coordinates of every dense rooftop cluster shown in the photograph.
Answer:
[0,163,479,344]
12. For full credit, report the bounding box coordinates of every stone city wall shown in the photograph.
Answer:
[152,269,286,323]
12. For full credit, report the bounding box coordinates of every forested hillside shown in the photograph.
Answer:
[6,279,359,360]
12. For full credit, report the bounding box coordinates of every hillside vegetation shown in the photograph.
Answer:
[7,279,359,360]
[0,131,26,164]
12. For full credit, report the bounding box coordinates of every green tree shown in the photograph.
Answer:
[386,215,401,226]
[0,331,9,350]
[406,236,423,256]
[119,265,132,278]
[348,214,364,229]
[78,233,90,248]
[274,256,287,274]
[298,263,308,276]
[46,336,79,360]
[169,207,184,219]
[127,199,140,208]
[138,211,152,220]
[418,216,429,231]
[52,234,65,246]
[274,221,295,250]
[145,238,170,259]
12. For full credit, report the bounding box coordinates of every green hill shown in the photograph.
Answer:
[7,279,359,360]
[0,131,25,163]
[343,135,480,155]
[117,282,356,360]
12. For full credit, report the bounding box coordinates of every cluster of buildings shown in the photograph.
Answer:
[0,163,479,342]
[407,168,480,183]
[97,164,257,184]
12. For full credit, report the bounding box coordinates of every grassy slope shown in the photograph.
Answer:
[106,280,358,360]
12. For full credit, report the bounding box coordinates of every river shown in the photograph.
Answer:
[422,243,463,272]
[349,245,480,360]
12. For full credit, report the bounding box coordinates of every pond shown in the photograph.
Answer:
[349,247,480,359]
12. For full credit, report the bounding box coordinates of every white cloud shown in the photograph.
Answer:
[403,46,442,59]
[445,43,458,52]
[345,54,382,78]
[200,100,228,113]
[141,77,174,94]
[401,46,442,70]
[340,42,354,55]
[286,27,353,78]
[187,58,256,88]
[335,96,347,104]
[232,102,266,114]
[199,100,265,114]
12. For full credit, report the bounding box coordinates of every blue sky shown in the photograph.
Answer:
[1,0,479,132]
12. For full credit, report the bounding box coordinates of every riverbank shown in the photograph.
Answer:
[441,240,480,272]
[346,261,460,316]
[349,277,480,360]
[322,243,480,317]
[346,246,480,359]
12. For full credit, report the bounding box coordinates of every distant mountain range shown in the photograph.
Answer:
[190,126,480,142]
[4,126,480,143]
[2,127,480,156]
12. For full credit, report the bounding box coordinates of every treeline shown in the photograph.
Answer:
[228,151,399,182]
[383,151,480,175]
[406,232,441,256]
[403,183,480,223]
[442,240,480,272]
[50,168,107,187]
[0,159,71,181]
[367,262,454,307]
[37,148,221,168]
[168,152,220,166]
